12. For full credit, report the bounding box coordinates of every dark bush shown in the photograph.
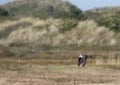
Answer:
[68,5,84,20]
[0,7,9,16]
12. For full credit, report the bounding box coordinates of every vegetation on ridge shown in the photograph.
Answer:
[85,7,120,32]
[3,0,85,20]
[0,0,119,58]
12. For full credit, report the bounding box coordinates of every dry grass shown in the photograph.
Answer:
[0,17,119,46]
[0,49,120,85]
[0,63,119,85]
[0,17,119,85]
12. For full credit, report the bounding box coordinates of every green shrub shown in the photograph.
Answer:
[59,18,78,32]
[97,13,120,32]
[0,7,9,16]
[68,5,84,20]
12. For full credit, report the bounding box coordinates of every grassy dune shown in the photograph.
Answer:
[0,17,119,47]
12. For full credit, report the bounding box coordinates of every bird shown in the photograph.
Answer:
[78,54,93,67]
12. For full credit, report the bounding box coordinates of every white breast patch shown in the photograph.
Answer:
[78,55,83,58]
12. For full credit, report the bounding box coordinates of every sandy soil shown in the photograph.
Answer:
[0,65,119,85]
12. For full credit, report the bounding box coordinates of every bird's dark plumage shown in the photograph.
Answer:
[78,54,93,67]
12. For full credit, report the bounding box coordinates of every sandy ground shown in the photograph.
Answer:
[0,65,119,85]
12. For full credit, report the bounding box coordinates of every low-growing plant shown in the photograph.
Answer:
[59,18,78,32]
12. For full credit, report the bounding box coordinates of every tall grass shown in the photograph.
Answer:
[0,17,119,47]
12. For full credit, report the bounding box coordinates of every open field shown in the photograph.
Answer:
[0,47,120,85]
[0,0,120,85]
[0,58,120,85]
